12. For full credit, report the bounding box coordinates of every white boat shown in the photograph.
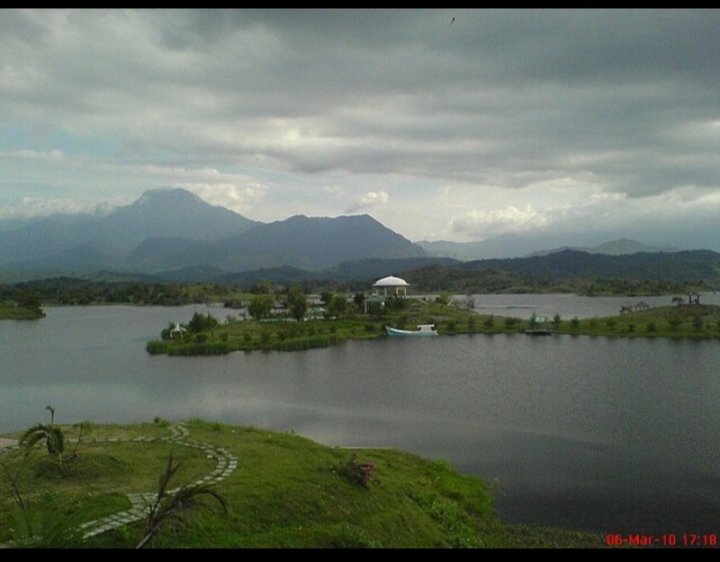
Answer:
[385,324,438,337]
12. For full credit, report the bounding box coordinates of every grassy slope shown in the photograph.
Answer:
[0,420,608,548]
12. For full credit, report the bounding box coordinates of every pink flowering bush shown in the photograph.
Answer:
[342,452,376,488]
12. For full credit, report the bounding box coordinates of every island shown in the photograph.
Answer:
[146,290,720,356]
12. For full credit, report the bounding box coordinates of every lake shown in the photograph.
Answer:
[2,295,720,537]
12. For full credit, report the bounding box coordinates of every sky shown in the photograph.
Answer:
[1,9,719,245]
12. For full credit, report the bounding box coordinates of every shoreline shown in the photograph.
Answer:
[0,420,610,548]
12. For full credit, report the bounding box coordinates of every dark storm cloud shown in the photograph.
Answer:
[2,9,719,243]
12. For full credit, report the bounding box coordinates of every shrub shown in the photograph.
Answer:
[341,453,375,488]
[188,312,218,333]
[260,331,272,348]
[693,315,703,332]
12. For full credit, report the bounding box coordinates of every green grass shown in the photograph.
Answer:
[0,304,45,320]
[552,304,720,339]
[147,299,720,356]
[0,420,609,548]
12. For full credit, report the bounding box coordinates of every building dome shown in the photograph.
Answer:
[373,276,409,288]
[372,276,409,296]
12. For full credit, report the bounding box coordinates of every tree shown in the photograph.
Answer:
[1,457,28,510]
[693,315,703,332]
[668,316,682,332]
[16,290,43,314]
[19,405,64,460]
[483,314,495,331]
[528,313,538,329]
[328,295,347,318]
[20,424,65,459]
[248,295,273,320]
[285,285,307,322]
[249,280,272,295]
[188,312,218,333]
[70,421,93,458]
[353,292,365,309]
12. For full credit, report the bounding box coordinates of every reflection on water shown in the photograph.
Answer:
[2,298,720,536]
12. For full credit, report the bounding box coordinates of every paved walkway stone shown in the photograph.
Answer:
[1,422,237,543]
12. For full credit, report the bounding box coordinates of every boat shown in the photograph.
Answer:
[385,324,439,337]
[524,328,554,336]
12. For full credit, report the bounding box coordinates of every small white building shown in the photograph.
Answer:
[169,323,187,340]
[373,275,409,297]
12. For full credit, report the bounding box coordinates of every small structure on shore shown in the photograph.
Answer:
[363,293,385,314]
[373,276,409,297]
[169,323,186,340]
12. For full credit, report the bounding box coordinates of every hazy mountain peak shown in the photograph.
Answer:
[132,188,204,207]
[528,238,680,257]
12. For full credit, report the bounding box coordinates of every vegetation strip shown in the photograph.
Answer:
[147,298,720,357]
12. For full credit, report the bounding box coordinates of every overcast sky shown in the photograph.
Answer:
[1,9,719,244]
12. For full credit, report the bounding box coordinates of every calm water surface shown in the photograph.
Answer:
[2,297,720,536]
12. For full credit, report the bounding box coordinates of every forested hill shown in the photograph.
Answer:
[476,249,720,280]
[404,249,720,293]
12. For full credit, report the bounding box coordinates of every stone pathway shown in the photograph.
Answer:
[0,422,238,542]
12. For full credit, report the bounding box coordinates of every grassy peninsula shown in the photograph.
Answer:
[0,419,608,548]
[146,295,720,356]
[0,303,45,320]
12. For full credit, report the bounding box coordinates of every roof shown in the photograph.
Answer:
[373,275,409,287]
[373,275,408,287]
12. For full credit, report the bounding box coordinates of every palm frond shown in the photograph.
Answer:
[137,454,228,548]
[19,425,49,449]
[46,426,65,456]
[19,424,65,457]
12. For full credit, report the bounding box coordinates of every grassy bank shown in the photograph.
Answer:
[0,419,608,548]
[146,298,720,356]
[0,304,45,320]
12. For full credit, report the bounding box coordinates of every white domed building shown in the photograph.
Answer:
[372,275,409,297]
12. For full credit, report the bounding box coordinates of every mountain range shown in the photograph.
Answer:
[417,235,680,261]
[1,188,718,286]
[0,188,429,281]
